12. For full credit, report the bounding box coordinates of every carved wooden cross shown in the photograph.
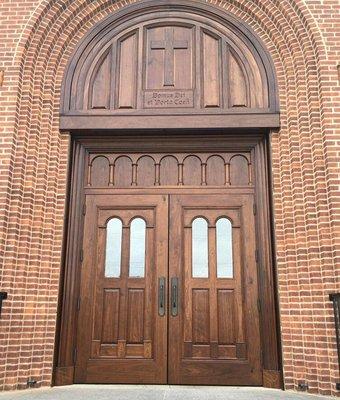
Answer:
[151,27,188,87]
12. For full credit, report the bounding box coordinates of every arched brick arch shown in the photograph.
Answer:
[0,0,338,396]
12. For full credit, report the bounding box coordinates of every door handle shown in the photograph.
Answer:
[158,277,166,316]
[171,277,179,317]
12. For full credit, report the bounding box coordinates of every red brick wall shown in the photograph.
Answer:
[0,0,339,396]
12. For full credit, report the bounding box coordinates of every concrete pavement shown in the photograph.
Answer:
[0,385,334,400]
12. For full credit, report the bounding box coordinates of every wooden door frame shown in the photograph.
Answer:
[53,130,282,388]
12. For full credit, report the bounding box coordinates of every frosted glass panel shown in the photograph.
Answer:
[216,218,233,278]
[192,217,209,278]
[105,218,122,278]
[129,218,146,278]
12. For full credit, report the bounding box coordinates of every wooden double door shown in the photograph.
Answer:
[75,192,262,385]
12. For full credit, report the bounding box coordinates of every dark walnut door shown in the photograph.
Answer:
[168,194,262,385]
[75,194,168,383]
[75,192,262,385]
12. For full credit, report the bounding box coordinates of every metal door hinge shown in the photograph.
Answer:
[82,202,86,216]
[77,298,81,311]
[80,249,84,262]
[73,347,77,364]
[255,250,259,263]
[253,203,257,215]
[257,299,261,312]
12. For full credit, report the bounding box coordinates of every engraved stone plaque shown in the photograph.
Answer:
[144,90,194,108]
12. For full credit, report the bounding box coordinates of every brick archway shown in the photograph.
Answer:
[0,0,338,396]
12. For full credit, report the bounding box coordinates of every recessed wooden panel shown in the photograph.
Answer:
[127,289,144,344]
[101,289,120,343]
[192,345,210,358]
[183,156,201,185]
[137,156,155,186]
[91,156,110,187]
[217,289,235,344]
[206,155,225,186]
[117,33,138,109]
[230,155,249,186]
[125,344,145,358]
[236,342,247,359]
[91,49,111,110]
[229,51,248,108]
[114,156,132,187]
[202,32,221,108]
[160,156,178,185]
[145,25,193,90]
[173,27,193,89]
[219,345,237,359]
[192,289,210,344]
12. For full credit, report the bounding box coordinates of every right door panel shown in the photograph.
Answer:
[168,194,262,385]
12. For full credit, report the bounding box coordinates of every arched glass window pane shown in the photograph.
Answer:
[105,218,122,278]
[129,218,146,278]
[192,217,209,278]
[216,218,233,278]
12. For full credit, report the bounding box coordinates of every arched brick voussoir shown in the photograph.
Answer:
[13,0,324,105]
[11,0,317,156]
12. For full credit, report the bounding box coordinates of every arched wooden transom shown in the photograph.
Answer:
[61,0,279,130]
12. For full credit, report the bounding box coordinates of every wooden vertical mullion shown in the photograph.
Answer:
[118,226,130,345]
[209,225,218,357]
[87,163,92,186]
[121,225,130,280]
[93,227,106,342]
[248,162,253,186]
[143,227,154,342]
[233,227,244,344]
[136,27,143,109]
[178,163,184,186]
[155,163,160,186]
[183,227,193,348]
[225,163,231,186]
[109,163,114,186]
[132,163,137,186]
[74,195,96,381]
[201,163,207,186]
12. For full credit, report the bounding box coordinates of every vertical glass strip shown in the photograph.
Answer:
[129,218,146,278]
[216,218,233,278]
[104,218,123,278]
[192,218,209,278]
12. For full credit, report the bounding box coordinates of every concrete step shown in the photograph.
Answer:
[0,385,334,400]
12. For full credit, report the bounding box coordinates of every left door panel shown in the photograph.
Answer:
[75,194,168,383]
